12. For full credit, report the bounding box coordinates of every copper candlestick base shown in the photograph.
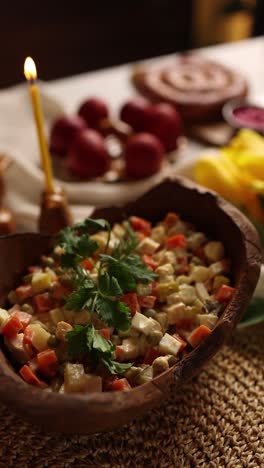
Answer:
[38,186,73,235]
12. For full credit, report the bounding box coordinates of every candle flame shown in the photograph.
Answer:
[24,57,37,81]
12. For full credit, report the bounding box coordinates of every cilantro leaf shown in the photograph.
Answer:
[93,332,114,355]
[95,296,131,330]
[100,255,136,292]
[98,272,123,297]
[101,358,132,375]
[124,255,158,283]
[74,218,110,234]
[65,286,94,310]
[66,325,89,358]
[115,301,131,331]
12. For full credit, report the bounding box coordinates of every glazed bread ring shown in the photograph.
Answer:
[133,55,248,122]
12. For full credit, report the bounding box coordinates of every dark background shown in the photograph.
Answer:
[0,0,262,89]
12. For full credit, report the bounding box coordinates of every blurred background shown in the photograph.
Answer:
[0,0,262,88]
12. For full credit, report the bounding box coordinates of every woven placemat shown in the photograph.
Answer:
[0,325,263,468]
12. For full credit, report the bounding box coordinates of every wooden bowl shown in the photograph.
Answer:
[0,177,261,434]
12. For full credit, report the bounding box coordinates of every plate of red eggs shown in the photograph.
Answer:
[49,96,184,184]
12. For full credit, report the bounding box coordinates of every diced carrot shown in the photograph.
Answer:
[23,326,34,346]
[97,328,111,340]
[15,284,33,302]
[138,295,156,309]
[109,378,131,391]
[172,333,187,352]
[142,254,158,271]
[130,216,152,236]
[51,282,71,300]
[80,259,94,271]
[2,316,23,339]
[11,311,32,329]
[188,325,211,348]
[37,349,58,377]
[166,234,187,249]
[33,293,54,313]
[163,212,178,228]
[214,285,235,303]
[143,347,160,365]
[119,293,140,316]
[19,365,46,388]
[115,345,124,361]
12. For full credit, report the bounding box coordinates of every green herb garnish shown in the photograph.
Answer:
[238,297,264,328]
[66,325,132,375]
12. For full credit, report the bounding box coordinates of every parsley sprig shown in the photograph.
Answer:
[66,325,132,375]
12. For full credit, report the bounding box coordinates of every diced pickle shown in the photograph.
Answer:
[158,282,179,301]
[64,363,86,393]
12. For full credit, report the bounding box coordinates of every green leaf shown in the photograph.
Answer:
[65,287,92,311]
[77,236,98,258]
[74,218,110,233]
[124,255,158,283]
[66,325,89,358]
[238,297,264,329]
[101,358,132,375]
[98,272,123,297]
[93,332,114,355]
[100,255,136,292]
[115,301,131,331]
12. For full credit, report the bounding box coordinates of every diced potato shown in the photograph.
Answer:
[191,266,210,283]
[156,263,174,277]
[187,232,207,250]
[90,233,108,253]
[204,241,225,263]
[209,259,230,278]
[178,285,197,305]
[120,338,140,360]
[195,282,210,302]
[158,282,179,301]
[53,245,65,257]
[49,308,65,325]
[158,333,181,356]
[131,312,161,336]
[112,223,125,239]
[4,334,30,363]
[213,275,230,290]
[175,275,191,287]
[153,249,166,263]
[135,366,153,385]
[56,321,73,341]
[168,220,187,236]
[31,271,53,294]
[73,310,91,325]
[151,225,166,244]
[0,308,9,331]
[166,292,182,305]
[159,275,175,284]
[160,251,176,266]
[155,312,168,332]
[136,237,160,255]
[166,302,186,324]
[83,374,102,392]
[152,356,169,377]
[27,324,51,351]
[136,283,152,297]
[193,298,204,313]
[198,313,218,330]
[63,309,77,324]
[64,363,87,393]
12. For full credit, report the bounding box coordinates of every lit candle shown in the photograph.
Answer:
[24,57,54,193]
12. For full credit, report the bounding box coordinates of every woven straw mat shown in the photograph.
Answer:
[0,324,263,468]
